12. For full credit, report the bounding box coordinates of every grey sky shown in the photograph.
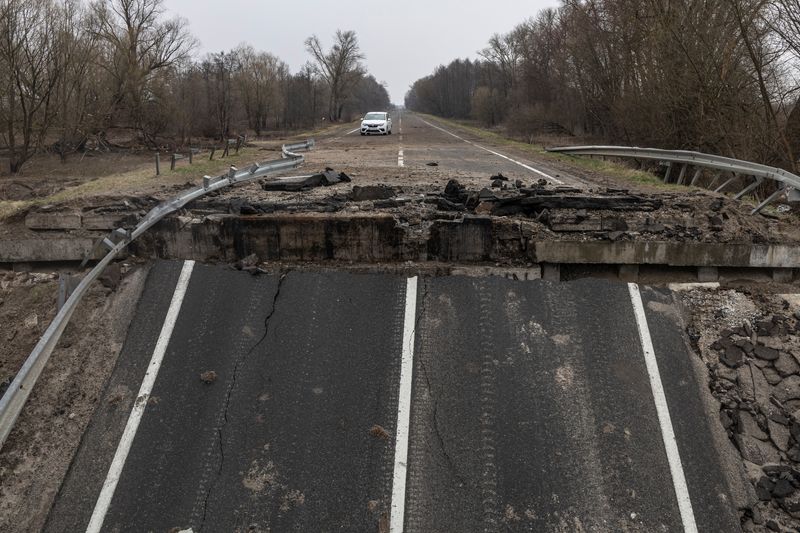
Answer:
[162,0,560,104]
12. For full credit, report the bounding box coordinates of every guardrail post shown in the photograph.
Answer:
[57,274,80,311]
[690,168,702,186]
[734,177,763,200]
[210,146,216,160]
[708,170,722,189]
[155,153,160,175]
[715,173,737,193]
[677,164,688,185]
[222,142,230,158]
[663,162,673,182]
[189,150,193,164]
[170,153,177,171]
[235,136,242,154]
[751,185,787,215]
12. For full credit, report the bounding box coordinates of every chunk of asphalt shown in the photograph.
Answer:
[754,345,780,361]
[720,345,745,368]
[349,185,394,202]
[772,478,796,498]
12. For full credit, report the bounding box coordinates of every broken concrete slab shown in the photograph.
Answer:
[0,238,102,262]
[25,212,82,230]
[261,169,350,192]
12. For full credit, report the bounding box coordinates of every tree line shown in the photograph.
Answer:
[0,0,389,173]
[405,0,800,172]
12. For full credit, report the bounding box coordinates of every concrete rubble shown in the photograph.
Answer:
[686,289,800,531]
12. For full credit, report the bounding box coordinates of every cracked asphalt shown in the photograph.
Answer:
[44,261,746,532]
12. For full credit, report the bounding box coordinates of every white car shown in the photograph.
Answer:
[361,112,392,135]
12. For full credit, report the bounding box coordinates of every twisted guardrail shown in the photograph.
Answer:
[547,145,800,214]
[0,139,315,450]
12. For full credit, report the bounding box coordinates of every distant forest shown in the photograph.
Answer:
[405,0,800,172]
[0,0,389,173]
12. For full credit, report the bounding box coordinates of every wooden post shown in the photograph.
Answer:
[189,149,193,164]
[235,136,242,154]
[155,153,160,175]
[210,146,216,160]
[170,153,176,171]
[222,142,229,158]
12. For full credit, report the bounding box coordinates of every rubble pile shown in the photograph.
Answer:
[686,289,800,531]
[430,178,779,244]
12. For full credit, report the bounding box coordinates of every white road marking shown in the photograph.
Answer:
[325,126,360,143]
[419,117,564,185]
[628,283,698,533]
[390,276,418,533]
[398,148,404,167]
[86,261,196,533]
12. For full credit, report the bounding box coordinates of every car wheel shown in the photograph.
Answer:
[388,130,392,135]
[361,132,365,136]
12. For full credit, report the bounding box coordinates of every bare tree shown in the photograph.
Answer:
[55,0,99,160]
[305,30,364,121]
[0,0,64,173]
[236,45,285,136]
[89,0,195,143]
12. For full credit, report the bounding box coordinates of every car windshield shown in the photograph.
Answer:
[364,113,386,120]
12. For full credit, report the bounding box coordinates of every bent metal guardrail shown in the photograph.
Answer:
[546,145,800,214]
[0,139,315,450]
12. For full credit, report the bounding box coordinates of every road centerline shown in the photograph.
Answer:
[628,283,698,533]
[390,276,418,533]
[418,117,564,185]
[86,260,196,533]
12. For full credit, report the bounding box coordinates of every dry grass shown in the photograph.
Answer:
[0,120,348,220]
[0,145,276,219]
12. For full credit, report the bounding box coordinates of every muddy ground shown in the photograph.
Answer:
[0,263,147,533]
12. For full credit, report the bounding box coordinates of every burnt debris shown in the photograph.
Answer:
[261,168,351,192]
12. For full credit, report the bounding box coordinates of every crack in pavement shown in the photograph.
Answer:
[198,272,288,530]
[415,281,473,490]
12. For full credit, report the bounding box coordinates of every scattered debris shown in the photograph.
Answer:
[369,424,390,440]
[236,254,260,269]
[262,168,351,192]
[200,370,217,384]
[684,289,800,530]
[426,162,439,167]
[99,263,123,290]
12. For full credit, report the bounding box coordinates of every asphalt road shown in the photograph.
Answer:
[46,261,744,532]
[309,110,588,192]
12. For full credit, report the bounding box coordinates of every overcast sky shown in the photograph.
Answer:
[162,0,560,104]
